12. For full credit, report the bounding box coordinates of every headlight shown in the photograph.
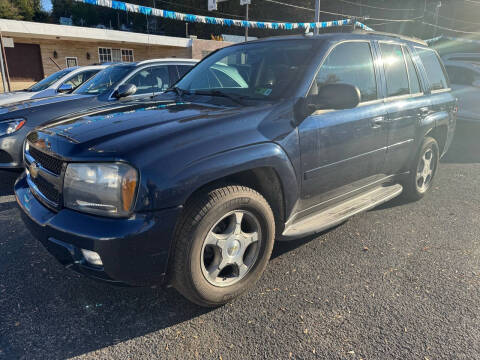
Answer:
[63,163,138,217]
[0,118,25,136]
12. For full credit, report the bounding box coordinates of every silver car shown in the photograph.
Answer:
[443,54,480,123]
[0,65,106,106]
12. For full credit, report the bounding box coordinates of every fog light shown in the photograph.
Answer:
[81,249,103,266]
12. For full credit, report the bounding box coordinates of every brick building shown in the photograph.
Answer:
[0,19,232,92]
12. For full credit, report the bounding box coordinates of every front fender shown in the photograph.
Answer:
[137,142,299,216]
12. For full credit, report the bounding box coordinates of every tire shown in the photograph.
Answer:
[402,136,440,201]
[170,185,275,307]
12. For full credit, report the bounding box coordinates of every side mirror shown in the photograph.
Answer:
[294,83,361,125]
[311,83,361,111]
[113,84,137,99]
[57,83,73,93]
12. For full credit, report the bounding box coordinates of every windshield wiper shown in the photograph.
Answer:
[164,86,187,97]
[191,90,246,106]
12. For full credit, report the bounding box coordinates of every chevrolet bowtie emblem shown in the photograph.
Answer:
[30,162,39,179]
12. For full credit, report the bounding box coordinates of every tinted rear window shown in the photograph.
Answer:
[416,48,449,91]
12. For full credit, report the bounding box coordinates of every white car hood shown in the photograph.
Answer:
[0,91,33,106]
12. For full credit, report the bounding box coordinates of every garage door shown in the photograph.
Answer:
[5,43,44,82]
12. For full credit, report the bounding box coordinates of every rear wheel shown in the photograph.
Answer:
[171,185,275,307]
[402,136,439,201]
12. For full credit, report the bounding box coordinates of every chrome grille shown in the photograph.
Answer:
[28,146,63,175]
[30,175,61,205]
[25,143,64,209]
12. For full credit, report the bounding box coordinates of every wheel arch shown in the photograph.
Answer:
[174,143,299,235]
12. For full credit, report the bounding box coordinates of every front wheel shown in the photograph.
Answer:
[402,136,440,201]
[170,185,275,307]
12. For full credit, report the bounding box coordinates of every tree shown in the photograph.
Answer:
[0,0,47,21]
[0,0,22,20]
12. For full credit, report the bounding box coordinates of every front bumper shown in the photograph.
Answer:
[15,174,182,286]
[0,127,29,169]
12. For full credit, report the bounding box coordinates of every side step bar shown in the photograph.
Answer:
[282,184,403,239]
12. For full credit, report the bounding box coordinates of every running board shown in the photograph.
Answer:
[282,184,403,239]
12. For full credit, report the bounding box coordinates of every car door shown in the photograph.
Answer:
[298,40,389,214]
[378,42,423,175]
[445,64,480,122]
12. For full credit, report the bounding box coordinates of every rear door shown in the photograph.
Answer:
[298,40,389,214]
[378,42,424,175]
[444,64,480,122]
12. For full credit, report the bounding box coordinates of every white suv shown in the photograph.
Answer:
[0,65,107,106]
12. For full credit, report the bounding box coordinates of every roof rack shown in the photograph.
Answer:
[137,58,198,65]
[352,29,427,46]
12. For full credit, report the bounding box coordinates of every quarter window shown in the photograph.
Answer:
[313,41,378,102]
[416,48,449,91]
[380,43,410,97]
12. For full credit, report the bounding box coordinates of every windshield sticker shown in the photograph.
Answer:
[255,88,272,96]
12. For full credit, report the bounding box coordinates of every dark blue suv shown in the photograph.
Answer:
[15,32,456,307]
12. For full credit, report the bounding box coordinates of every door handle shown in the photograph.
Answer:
[419,107,429,115]
[370,116,386,128]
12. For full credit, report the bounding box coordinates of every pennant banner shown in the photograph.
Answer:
[74,0,373,32]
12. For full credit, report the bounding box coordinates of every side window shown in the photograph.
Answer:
[62,70,99,90]
[149,66,171,92]
[313,41,377,102]
[416,48,449,91]
[403,47,421,94]
[124,68,158,95]
[380,43,410,97]
[177,65,193,79]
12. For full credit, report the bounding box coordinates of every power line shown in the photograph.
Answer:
[263,0,423,22]
[154,0,245,19]
[336,0,417,12]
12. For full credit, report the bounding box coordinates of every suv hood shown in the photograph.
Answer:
[33,98,284,161]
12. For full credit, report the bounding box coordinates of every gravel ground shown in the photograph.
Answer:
[1,123,479,360]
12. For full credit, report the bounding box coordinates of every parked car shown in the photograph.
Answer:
[443,57,480,123]
[0,65,106,106]
[0,58,197,168]
[15,32,456,307]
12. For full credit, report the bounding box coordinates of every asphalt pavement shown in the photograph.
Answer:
[1,122,479,360]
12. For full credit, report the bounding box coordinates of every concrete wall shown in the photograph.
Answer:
[191,38,233,60]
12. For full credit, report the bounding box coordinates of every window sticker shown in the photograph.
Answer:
[255,87,272,96]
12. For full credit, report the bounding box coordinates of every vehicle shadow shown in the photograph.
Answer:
[442,122,480,164]
[0,169,20,196]
[271,223,343,260]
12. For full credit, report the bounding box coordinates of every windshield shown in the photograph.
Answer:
[28,68,75,92]
[175,40,316,100]
[74,65,134,95]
